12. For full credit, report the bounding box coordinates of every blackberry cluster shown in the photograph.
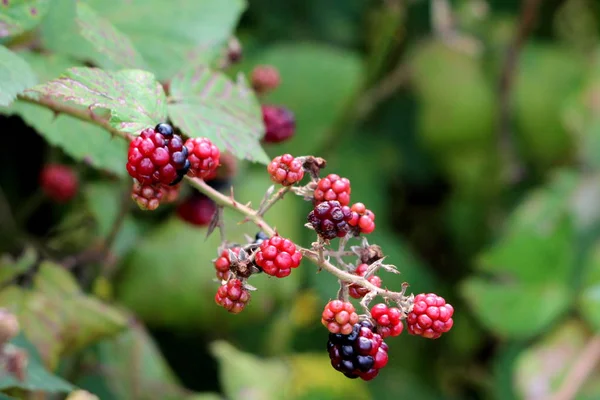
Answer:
[327,321,389,381]
[307,200,352,240]
[262,105,295,143]
[126,123,190,186]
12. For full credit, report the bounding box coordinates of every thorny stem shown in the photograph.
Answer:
[257,186,290,217]
[16,92,412,309]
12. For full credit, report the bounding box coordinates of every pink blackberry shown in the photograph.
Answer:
[407,293,454,339]
[184,137,221,179]
[348,203,376,235]
[267,154,304,186]
[126,124,189,186]
[327,321,389,381]
[131,180,163,211]
[262,105,295,143]
[254,234,302,278]
[39,164,78,203]
[314,174,351,206]
[348,264,382,299]
[307,200,352,240]
[251,65,281,94]
[215,279,250,314]
[321,300,359,335]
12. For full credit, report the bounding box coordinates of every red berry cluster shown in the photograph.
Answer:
[262,105,295,143]
[126,123,189,186]
[131,180,163,211]
[251,65,281,94]
[314,174,351,206]
[185,137,221,179]
[307,200,352,240]
[348,264,382,299]
[267,154,304,186]
[321,300,359,335]
[39,164,78,203]
[328,321,388,381]
[348,203,376,235]
[370,303,403,339]
[213,246,242,281]
[255,234,302,278]
[215,279,250,314]
[407,293,454,339]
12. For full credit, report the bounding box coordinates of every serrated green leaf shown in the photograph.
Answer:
[0,262,127,369]
[23,67,167,133]
[75,3,147,69]
[461,279,571,339]
[7,102,127,177]
[84,0,245,80]
[0,45,35,106]
[0,0,50,38]
[0,334,74,392]
[168,66,268,163]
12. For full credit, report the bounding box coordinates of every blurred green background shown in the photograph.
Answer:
[3,0,600,399]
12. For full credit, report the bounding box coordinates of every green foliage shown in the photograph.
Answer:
[0,45,35,106]
[0,334,74,393]
[24,67,167,133]
[0,0,50,39]
[75,3,148,70]
[168,66,268,163]
[0,262,127,369]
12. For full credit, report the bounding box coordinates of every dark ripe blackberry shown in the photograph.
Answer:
[326,321,389,381]
[307,200,352,240]
[155,123,174,137]
[255,231,269,244]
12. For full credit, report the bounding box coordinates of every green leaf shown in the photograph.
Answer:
[0,333,74,392]
[93,323,185,399]
[461,279,571,339]
[249,43,363,156]
[75,3,147,69]
[0,45,35,106]
[580,240,600,330]
[0,0,50,38]
[168,66,268,164]
[514,320,600,399]
[0,262,127,369]
[0,247,36,286]
[83,0,245,80]
[23,67,167,133]
[211,341,291,399]
[8,102,128,177]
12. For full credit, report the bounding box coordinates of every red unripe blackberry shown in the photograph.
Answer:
[184,137,221,179]
[321,300,359,335]
[348,264,382,299]
[262,105,295,143]
[213,246,241,281]
[254,234,302,278]
[251,65,281,94]
[348,203,375,235]
[203,152,237,181]
[407,293,454,339]
[314,174,351,206]
[307,200,352,240]
[370,303,404,339]
[39,164,78,203]
[327,321,389,381]
[176,193,217,226]
[126,125,188,186]
[267,154,304,186]
[215,279,250,314]
[131,180,163,211]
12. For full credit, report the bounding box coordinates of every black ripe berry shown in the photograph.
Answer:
[155,123,174,137]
